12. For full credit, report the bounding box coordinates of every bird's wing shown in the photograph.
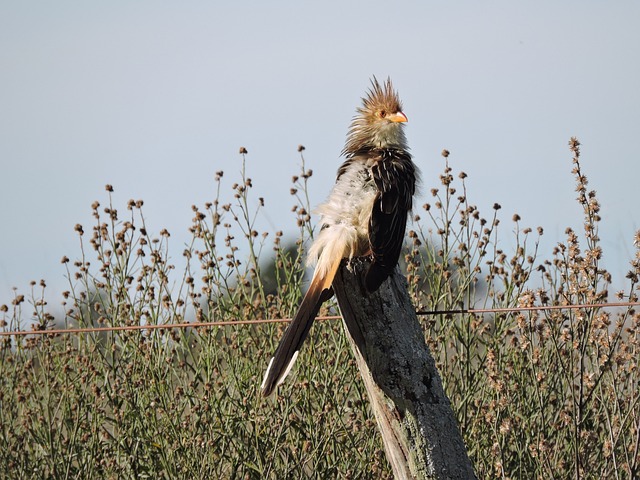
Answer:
[365,150,415,292]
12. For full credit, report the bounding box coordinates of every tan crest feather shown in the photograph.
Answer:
[343,77,408,155]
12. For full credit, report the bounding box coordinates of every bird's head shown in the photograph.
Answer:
[343,77,408,156]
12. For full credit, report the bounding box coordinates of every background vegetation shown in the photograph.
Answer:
[1,139,638,479]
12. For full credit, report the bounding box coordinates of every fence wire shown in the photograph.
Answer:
[1,301,638,337]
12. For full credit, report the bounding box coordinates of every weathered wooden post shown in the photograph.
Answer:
[332,259,476,480]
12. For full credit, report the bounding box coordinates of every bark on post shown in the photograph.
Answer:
[332,259,476,480]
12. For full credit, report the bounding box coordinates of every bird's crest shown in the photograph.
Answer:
[360,77,403,119]
[343,77,408,156]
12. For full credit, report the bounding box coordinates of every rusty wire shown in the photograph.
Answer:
[0,301,637,337]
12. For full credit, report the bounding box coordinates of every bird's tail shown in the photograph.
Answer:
[261,244,344,397]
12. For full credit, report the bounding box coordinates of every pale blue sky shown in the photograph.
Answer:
[1,2,639,302]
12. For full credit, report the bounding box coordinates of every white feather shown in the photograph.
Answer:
[307,161,376,276]
[260,358,274,390]
[261,350,301,392]
[277,351,299,387]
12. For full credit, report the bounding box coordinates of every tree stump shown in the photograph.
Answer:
[332,259,476,480]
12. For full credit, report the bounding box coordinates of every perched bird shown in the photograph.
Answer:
[261,78,418,396]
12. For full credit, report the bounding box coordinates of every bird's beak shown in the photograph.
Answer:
[387,111,408,123]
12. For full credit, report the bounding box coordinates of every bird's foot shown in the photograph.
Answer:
[344,256,374,295]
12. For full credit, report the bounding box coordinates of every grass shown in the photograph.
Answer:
[1,139,638,479]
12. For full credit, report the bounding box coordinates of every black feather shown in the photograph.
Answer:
[366,148,416,292]
[261,280,334,396]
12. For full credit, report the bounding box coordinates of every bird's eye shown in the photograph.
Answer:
[377,110,386,118]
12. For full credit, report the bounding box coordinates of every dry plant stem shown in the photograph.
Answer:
[333,258,477,480]
[2,140,638,478]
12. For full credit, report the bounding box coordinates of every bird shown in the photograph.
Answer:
[260,77,418,397]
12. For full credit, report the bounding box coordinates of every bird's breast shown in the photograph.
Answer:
[317,161,377,228]
[306,161,377,266]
